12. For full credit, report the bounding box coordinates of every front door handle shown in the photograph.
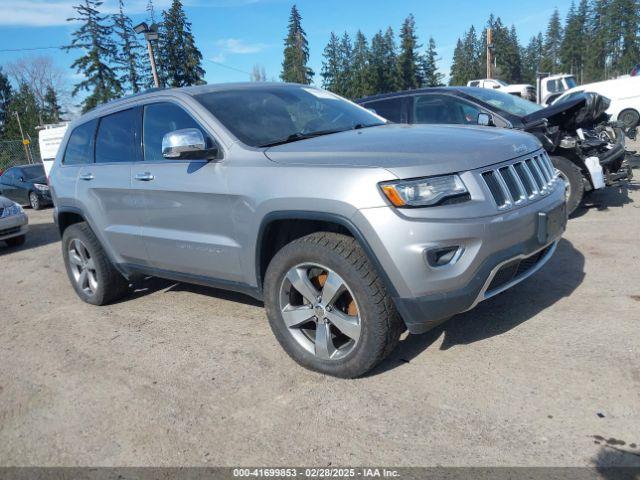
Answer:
[134,172,155,181]
[79,173,94,181]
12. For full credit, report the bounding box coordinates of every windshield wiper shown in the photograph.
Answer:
[259,128,347,148]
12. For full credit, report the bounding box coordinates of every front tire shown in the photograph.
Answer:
[618,109,639,130]
[550,155,584,215]
[62,222,130,305]
[29,192,41,210]
[264,232,404,378]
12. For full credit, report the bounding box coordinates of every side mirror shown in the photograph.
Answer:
[162,128,218,160]
[19,176,25,183]
[477,113,494,126]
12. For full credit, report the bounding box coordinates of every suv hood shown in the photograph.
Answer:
[264,124,541,178]
[0,195,15,208]
[523,92,611,130]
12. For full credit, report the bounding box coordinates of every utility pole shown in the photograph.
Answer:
[14,111,33,164]
[134,22,161,88]
[486,28,494,79]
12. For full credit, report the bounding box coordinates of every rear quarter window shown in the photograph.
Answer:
[63,120,98,165]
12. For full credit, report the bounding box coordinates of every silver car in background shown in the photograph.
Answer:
[49,83,566,377]
[0,195,28,247]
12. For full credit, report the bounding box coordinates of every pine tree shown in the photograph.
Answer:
[350,31,372,99]
[42,86,64,123]
[113,0,147,93]
[522,33,544,84]
[449,39,467,85]
[64,0,123,112]
[338,32,353,97]
[541,8,563,73]
[3,83,41,142]
[280,5,314,84]
[321,32,341,92]
[421,37,444,87]
[617,0,640,76]
[0,66,13,137]
[159,0,206,87]
[584,0,608,81]
[397,14,423,90]
[450,25,482,85]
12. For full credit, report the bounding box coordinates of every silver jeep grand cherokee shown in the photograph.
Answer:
[49,83,566,377]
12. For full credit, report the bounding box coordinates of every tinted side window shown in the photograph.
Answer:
[1,169,15,184]
[363,98,405,123]
[143,103,209,162]
[95,109,137,164]
[63,120,97,165]
[414,95,482,125]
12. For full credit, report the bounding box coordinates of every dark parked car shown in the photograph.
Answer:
[358,87,632,214]
[0,164,52,210]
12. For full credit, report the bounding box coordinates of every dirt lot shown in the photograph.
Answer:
[1,164,639,467]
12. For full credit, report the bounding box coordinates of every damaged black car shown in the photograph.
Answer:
[357,87,633,214]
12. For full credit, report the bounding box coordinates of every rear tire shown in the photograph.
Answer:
[264,232,404,378]
[550,155,584,215]
[5,235,26,247]
[61,222,130,305]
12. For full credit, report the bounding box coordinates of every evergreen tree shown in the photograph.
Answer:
[42,86,64,123]
[112,0,147,93]
[522,33,544,84]
[3,83,41,142]
[350,31,372,99]
[321,32,341,92]
[449,26,482,85]
[421,37,444,86]
[541,8,563,73]
[159,0,206,87]
[0,66,13,137]
[64,0,123,112]
[449,39,467,85]
[280,5,314,84]
[584,0,608,81]
[338,32,353,97]
[560,1,582,75]
[616,0,640,76]
[397,14,423,90]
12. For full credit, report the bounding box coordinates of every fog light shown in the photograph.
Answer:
[426,246,463,267]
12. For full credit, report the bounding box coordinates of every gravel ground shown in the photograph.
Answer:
[0,170,639,467]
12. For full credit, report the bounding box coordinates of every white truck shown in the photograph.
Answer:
[467,78,536,101]
[37,123,69,177]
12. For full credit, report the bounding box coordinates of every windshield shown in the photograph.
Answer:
[21,165,45,181]
[195,86,385,147]
[463,87,543,116]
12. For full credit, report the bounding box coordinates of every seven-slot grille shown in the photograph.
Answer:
[481,151,558,210]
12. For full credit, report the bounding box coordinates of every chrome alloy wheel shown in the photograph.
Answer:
[557,170,571,203]
[68,238,98,295]
[279,263,361,360]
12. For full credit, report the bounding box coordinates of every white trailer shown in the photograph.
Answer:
[38,123,69,177]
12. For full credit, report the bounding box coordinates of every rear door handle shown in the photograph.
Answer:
[79,173,94,181]
[134,172,155,181]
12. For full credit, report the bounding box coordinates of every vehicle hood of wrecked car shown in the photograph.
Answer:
[0,195,16,208]
[263,123,542,177]
[522,92,611,130]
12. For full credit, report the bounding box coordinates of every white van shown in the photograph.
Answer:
[38,123,69,177]
[553,76,640,129]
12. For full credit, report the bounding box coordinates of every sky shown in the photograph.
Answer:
[0,0,573,111]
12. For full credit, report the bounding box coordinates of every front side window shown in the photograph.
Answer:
[143,102,210,162]
[95,109,137,164]
[1,168,15,184]
[63,120,97,165]
[195,86,385,147]
[21,165,45,181]
[414,95,482,124]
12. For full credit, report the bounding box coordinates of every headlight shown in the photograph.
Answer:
[34,183,49,191]
[1,203,24,218]
[380,174,469,207]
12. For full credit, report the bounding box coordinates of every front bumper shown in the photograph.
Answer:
[0,213,28,241]
[354,183,566,334]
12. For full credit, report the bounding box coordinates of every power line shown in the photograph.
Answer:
[205,58,252,76]
[0,46,66,53]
